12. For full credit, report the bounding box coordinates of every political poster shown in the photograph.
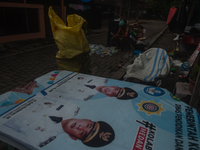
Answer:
[0,71,199,150]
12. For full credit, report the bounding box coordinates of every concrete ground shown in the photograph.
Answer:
[0,20,177,96]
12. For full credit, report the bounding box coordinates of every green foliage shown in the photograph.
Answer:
[190,64,200,81]
[170,0,181,8]
[145,0,195,17]
[145,0,171,16]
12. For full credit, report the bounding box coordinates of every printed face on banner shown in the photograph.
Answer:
[1,71,200,150]
[62,118,94,140]
[61,119,115,148]
[41,73,138,101]
[96,86,120,97]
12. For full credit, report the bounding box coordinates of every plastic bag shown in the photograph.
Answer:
[172,60,183,67]
[125,48,170,82]
[48,6,91,73]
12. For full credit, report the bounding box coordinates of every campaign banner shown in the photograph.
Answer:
[0,71,199,150]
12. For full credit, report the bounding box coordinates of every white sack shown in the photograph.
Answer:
[124,48,170,82]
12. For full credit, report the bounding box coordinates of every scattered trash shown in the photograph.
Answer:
[178,75,184,79]
[134,50,142,57]
[180,62,189,71]
[171,68,176,73]
[170,72,174,76]
[168,50,175,57]
[180,71,189,77]
[123,78,128,81]
[117,64,122,67]
[173,34,179,41]
[89,44,119,56]
[136,41,143,44]
[156,79,162,87]
[172,60,182,67]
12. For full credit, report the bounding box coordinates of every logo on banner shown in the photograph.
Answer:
[137,100,165,115]
[143,87,165,96]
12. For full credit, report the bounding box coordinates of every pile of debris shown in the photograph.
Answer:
[89,44,119,57]
[129,23,147,51]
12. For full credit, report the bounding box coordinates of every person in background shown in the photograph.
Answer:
[111,19,130,51]
[123,16,127,25]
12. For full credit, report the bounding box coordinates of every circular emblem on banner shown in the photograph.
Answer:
[142,103,159,112]
[143,87,165,96]
[81,0,91,2]
[137,100,165,115]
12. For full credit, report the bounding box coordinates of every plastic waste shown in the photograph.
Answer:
[134,50,142,57]
[48,6,91,73]
[172,60,182,67]
[89,44,119,56]
[136,41,143,44]
[180,62,189,71]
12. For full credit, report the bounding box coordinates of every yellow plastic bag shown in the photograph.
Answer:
[48,6,91,73]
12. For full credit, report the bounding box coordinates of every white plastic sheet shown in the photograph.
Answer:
[125,48,170,82]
